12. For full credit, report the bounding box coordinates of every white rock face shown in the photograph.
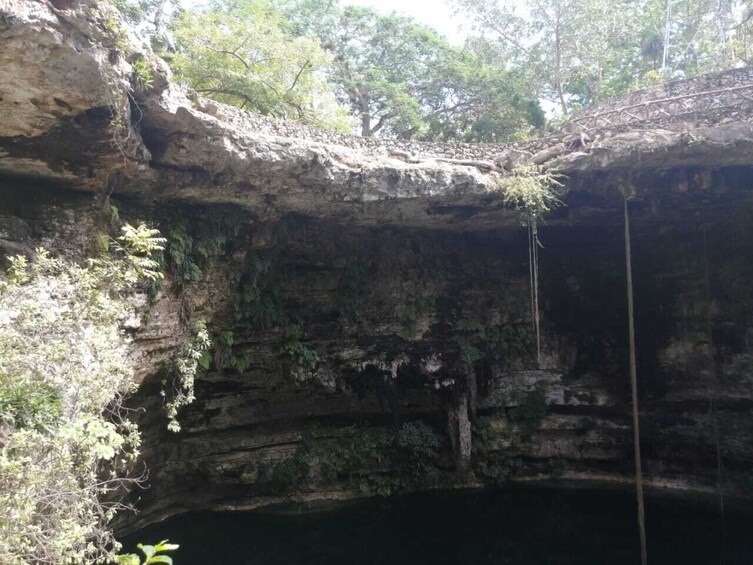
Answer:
[3,0,753,230]
[0,0,125,137]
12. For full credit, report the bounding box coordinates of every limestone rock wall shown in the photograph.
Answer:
[81,184,750,531]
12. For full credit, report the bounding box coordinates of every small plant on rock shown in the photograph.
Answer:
[279,323,318,379]
[117,540,179,565]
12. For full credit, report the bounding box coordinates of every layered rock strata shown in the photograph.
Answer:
[1,0,753,532]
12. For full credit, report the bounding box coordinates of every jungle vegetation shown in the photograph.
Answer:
[0,226,174,563]
[115,0,753,139]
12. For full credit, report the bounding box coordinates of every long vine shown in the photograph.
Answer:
[501,164,563,367]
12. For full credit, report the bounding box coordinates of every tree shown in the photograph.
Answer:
[454,0,753,113]
[415,45,545,141]
[659,0,738,76]
[279,0,543,140]
[111,0,180,51]
[0,226,164,564]
[171,0,353,131]
[453,0,657,113]
[317,5,456,137]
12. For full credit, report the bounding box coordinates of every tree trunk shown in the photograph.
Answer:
[555,17,568,115]
[360,113,371,137]
[359,94,371,137]
[447,387,472,476]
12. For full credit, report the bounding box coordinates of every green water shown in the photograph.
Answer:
[124,486,753,564]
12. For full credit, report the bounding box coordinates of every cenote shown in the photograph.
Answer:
[11,5,753,563]
[123,486,753,564]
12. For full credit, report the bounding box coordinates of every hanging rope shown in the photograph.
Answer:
[528,217,542,367]
[528,220,536,336]
[623,195,648,565]
[702,227,726,535]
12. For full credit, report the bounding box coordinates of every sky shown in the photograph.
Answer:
[343,0,469,45]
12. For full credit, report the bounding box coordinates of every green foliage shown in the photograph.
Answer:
[455,319,534,367]
[166,224,202,290]
[102,12,131,51]
[282,0,542,139]
[233,351,252,373]
[279,324,319,379]
[502,165,564,222]
[475,452,526,485]
[314,421,443,496]
[217,329,234,347]
[2,254,29,286]
[211,329,234,372]
[459,343,481,368]
[454,0,753,111]
[0,237,162,563]
[131,56,154,90]
[315,426,389,481]
[149,221,231,298]
[396,291,432,338]
[470,385,548,486]
[394,421,442,486]
[172,0,352,131]
[452,0,652,112]
[162,319,211,432]
[108,203,120,224]
[117,0,753,134]
[118,223,166,279]
[0,379,61,431]
[205,330,252,373]
[258,449,310,494]
[508,382,549,439]
[193,230,228,267]
[118,540,180,565]
[86,223,166,290]
[471,417,524,484]
[235,252,285,328]
[337,259,369,323]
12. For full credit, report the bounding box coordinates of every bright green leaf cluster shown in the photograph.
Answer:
[171,0,353,131]
[118,539,180,565]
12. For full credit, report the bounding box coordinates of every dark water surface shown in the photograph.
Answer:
[124,486,753,564]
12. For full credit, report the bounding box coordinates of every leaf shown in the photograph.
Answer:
[198,351,211,370]
[155,540,180,552]
[233,352,251,373]
[117,554,141,565]
[97,233,110,252]
[146,556,173,565]
[138,544,156,559]
[219,330,234,347]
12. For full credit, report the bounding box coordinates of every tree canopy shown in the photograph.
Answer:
[115,0,753,137]
[171,0,353,131]
[148,0,544,140]
[277,1,544,139]
[453,0,753,113]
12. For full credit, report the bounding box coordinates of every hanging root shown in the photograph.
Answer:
[624,195,648,565]
[527,219,542,367]
[526,216,542,368]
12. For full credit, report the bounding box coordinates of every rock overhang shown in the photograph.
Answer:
[2,0,753,232]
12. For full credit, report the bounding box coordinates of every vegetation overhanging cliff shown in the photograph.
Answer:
[3,0,753,555]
